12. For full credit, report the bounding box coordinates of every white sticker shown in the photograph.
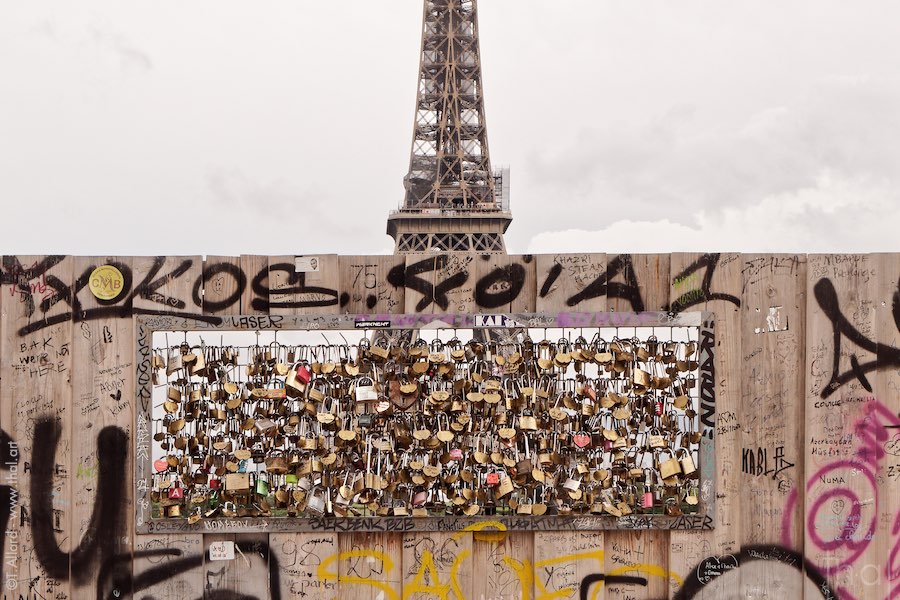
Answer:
[295,256,321,273]
[209,541,235,561]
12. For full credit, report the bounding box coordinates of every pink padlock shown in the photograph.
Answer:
[642,491,654,509]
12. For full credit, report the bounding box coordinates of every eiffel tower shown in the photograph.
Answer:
[387,0,512,254]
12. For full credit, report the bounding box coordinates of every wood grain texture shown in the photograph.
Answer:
[402,253,477,314]
[604,253,670,600]
[470,530,533,600]
[2,256,73,599]
[270,532,339,599]
[402,531,472,599]
[241,254,270,314]
[534,531,605,600]
[71,256,134,599]
[133,255,205,599]
[741,254,807,597]
[667,253,743,598]
[873,253,900,600]
[535,253,608,313]
[338,531,404,600]
[339,255,406,314]
[804,254,882,598]
[473,254,537,313]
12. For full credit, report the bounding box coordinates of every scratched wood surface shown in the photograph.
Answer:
[472,254,537,314]
[470,530,533,600]
[270,532,338,599]
[339,254,406,315]
[132,255,206,599]
[7,252,900,599]
[740,254,807,598]
[667,253,743,598]
[535,253,608,314]
[534,531,605,599]
[338,531,404,600]
[202,255,244,315]
[873,253,900,600]
[604,253,670,600]
[805,254,882,598]
[70,256,134,599]
[402,531,473,599]
[1,256,73,599]
[403,253,477,315]
[241,254,270,314]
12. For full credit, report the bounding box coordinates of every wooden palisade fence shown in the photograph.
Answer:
[0,252,897,599]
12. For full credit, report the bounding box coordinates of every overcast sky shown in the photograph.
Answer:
[2,1,899,256]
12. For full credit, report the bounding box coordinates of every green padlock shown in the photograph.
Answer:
[256,476,270,496]
[285,474,299,485]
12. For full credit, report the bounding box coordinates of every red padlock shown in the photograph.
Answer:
[209,479,220,489]
[297,364,312,385]
[168,483,184,500]
[654,399,663,416]
[486,471,500,486]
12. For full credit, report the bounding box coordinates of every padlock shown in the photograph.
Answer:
[676,447,696,476]
[658,449,682,480]
[355,376,378,402]
[168,481,184,500]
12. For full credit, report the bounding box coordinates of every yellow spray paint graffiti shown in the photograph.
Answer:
[314,523,682,600]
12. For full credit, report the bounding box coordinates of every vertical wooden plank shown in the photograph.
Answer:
[338,531,404,600]
[804,254,884,598]
[740,254,806,597]
[241,255,269,314]
[473,254,537,313]
[471,531,533,600]
[874,252,900,600]
[133,255,205,599]
[268,254,341,316]
[339,255,406,314]
[534,531,605,600]
[270,532,340,599]
[402,253,477,315]
[604,253,671,600]
[535,253,608,313]
[203,533,270,598]
[667,253,743,598]
[70,256,134,599]
[202,255,244,315]
[530,254,608,600]
[199,255,274,597]
[1,255,73,599]
[402,531,472,599]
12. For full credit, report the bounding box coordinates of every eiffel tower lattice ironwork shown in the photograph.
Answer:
[387,0,512,254]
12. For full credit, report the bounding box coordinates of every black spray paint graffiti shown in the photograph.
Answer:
[559,254,645,311]
[1,419,281,600]
[3,256,350,337]
[699,320,716,439]
[814,276,900,398]
[6,253,739,338]
[387,255,470,312]
[668,253,741,313]
[672,545,836,600]
[30,417,128,584]
[576,544,835,600]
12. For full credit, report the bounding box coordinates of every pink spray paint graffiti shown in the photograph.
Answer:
[783,398,900,599]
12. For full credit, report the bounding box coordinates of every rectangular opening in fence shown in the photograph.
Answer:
[135,312,716,533]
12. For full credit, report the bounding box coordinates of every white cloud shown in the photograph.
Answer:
[527,171,900,254]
